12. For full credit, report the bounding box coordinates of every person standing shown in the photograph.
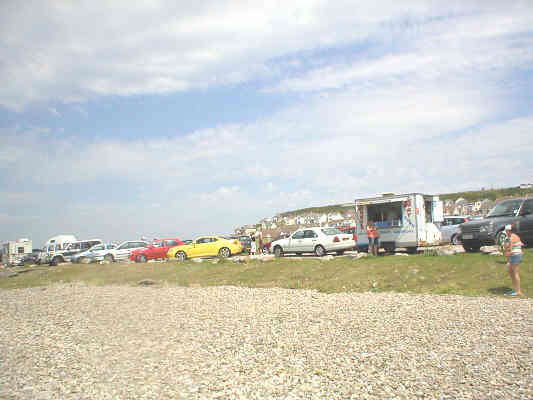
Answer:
[255,230,263,254]
[366,220,379,256]
[250,234,257,255]
[504,224,523,296]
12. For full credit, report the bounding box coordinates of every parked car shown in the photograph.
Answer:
[438,215,472,245]
[102,240,149,262]
[227,235,252,253]
[460,197,533,252]
[167,236,242,261]
[340,226,358,250]
[72,243,117,263]
[270,227,356,257]
[48,239,104,266]
[130,238,184,262]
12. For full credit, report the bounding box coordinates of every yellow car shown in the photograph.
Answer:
[167,236,242,261]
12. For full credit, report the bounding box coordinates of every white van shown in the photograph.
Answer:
[48,239,104,266]
[37,235,77,264]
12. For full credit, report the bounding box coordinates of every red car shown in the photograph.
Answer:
[130,238,184,262]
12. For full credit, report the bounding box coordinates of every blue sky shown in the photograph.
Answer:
[1,0,532,246]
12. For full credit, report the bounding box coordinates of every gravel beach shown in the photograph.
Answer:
[1,284,531,399]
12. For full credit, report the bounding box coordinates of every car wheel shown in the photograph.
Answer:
[218,247,231,258]
[175,251,187,261]
[336,250,345,256]
[295,252,302,256]
[137,254,147,263]
[79,256,89,264]
[314,245,326,257]
[451,234,461,245]
[495,230,508,247]
[104,254,114,262]
[274,246,284,257]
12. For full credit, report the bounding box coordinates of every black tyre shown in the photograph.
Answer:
[218,247,231,258]
[175,251,187,261]
[295,252,302,256]
[79,256,89,264]
[137,254,147,263]
[104,254,114,262]
[50,256,62,266]
[336,250,345,256]
[273,246,284,257]
[495,231,508,248]
[314,245,326,257]
[451,234,461,245]
[406,247,418,254]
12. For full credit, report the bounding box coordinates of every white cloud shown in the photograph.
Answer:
[4,1,531,110]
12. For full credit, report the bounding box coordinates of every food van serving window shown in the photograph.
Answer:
[425,200,433,223]
[367,202,403,228]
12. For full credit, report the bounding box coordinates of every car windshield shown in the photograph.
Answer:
[486,199,522,218]
[116,243,128,250]
[321,228,343,235]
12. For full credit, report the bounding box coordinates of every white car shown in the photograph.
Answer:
[270,227,355,257]
[71,243,117,263]
[102,240,149,262]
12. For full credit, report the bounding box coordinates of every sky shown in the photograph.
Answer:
[1,0,533,247]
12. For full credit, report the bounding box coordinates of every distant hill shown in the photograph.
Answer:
[439,186,533,202]
[279,186,533,217]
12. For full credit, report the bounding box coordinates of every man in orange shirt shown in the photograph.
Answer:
[366,220,379,256]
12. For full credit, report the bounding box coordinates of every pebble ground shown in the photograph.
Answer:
[1,284,531,399]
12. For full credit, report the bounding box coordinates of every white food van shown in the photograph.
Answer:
[352,193,444,253]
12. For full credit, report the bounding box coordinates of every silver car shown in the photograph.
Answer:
[439,216,471,244]
[72,243,117,263]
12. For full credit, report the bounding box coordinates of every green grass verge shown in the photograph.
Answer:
[1,249,531,297]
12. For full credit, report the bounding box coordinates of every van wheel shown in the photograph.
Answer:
[315,245,326,257]
[50,256,62,266]
[451,234,461,245]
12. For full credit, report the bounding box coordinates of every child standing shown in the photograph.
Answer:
[504,224,523,296]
